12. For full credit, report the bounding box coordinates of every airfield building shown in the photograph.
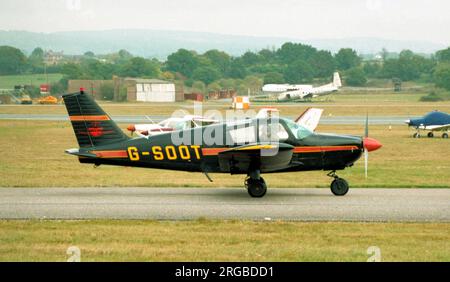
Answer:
[68,77,180,102]
[111,77,179,102]
[125,78,176,102]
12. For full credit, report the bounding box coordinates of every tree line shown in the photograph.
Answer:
[1,43,450,99]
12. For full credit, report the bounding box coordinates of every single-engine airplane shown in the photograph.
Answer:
[63,90,381,197]
[405,110,450,138]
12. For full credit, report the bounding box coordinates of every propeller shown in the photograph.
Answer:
[404,111,412,127]
[364,114,369,179]
[362,114,383,179]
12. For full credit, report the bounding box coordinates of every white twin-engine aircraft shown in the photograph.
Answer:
[262,72,342,101]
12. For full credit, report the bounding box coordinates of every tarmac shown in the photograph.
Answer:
[0,187,448,222]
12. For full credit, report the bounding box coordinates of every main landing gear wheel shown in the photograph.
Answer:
[330,178,349,196]
[327,171,349,196]
[443,133,449,139]
[245,176,267,198]
[427,132,434,138]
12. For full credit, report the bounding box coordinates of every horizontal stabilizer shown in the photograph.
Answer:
[65,148,97,158]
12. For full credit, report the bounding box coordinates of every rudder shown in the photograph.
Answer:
[63,90,129,147]
[333,72,342,88]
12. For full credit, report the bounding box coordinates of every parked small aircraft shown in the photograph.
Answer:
[127,115,219,137]
[262,72,342,101]
[128,107,324,137]
[63,90,381,197]
[405,110,450,138]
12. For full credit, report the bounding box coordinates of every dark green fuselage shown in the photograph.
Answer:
[73,118,363,174]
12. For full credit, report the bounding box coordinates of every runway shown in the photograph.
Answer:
[0,188,448,222]
[0,113,412,124]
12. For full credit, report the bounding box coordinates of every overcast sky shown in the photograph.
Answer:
[0,0,448,44]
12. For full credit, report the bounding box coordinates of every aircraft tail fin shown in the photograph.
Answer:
[333,72,342,88]
[295,108,324,131]
[62,89,129,148]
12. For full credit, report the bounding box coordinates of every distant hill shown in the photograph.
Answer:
[0,29,446,59]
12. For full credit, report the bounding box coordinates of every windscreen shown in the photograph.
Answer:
[283,118,313,140]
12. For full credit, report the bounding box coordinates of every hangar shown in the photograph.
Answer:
[124,78,176,102]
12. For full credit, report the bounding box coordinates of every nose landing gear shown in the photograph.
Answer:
[327,171,349,196]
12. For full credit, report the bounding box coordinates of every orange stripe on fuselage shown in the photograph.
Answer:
[201,148,227,156]
[91,150,128,158]
[70,115,110,121]
[200,145,360,156]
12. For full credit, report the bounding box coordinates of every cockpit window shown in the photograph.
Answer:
[283,118,313,139]
[259,123,288,142]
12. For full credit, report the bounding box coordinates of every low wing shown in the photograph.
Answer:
[429,124,450,131]
[280,89,310,100]
[295,108,324,131]
[134,124,165,137]
[217,143,295,173]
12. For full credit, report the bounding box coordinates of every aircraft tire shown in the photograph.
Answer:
[246,177,267,198]
[330,178,349,196]
[428,132,434,138]
[443,133,449,139]
[413,133,420,138]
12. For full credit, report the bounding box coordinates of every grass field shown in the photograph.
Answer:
[0,73,63,89]
[0,120,449,188]
[0,220,448,261]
